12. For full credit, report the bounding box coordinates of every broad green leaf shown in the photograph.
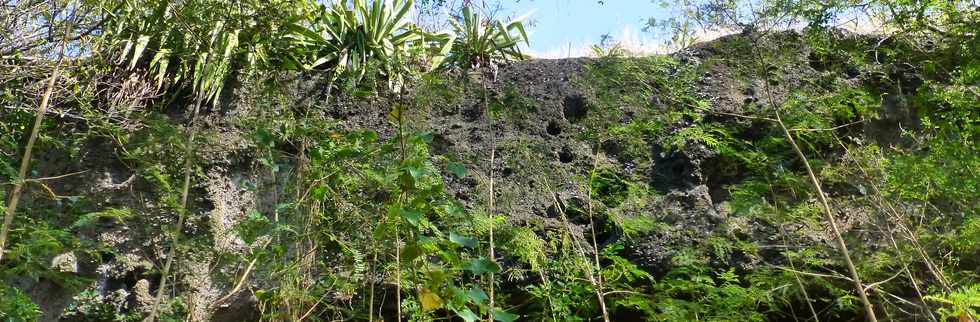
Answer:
[464,258,500,274]
[466,286,489,304]
[448,162,467,177]
[426,268,448,285]
[455,308,479,322]
[255,289,272,300]
[399,208,422,226]
[398,171,415,190]
[407,166,425,180]
[445,202,466,216]
[493,309,519,322]
[129,35,151,70]
[419,288,442,310]
[401,243,422,262]
[449,232,478,248]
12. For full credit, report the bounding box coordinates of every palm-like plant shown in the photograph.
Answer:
[445,7,531,69]
[101,0,250,106]
[285,0,453,92]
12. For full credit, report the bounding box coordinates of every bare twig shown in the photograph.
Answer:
[789,119,866,132]
[702,108,778,122]
[2,105,87,120]
[780,224,821,322]
[214,239,271,305]
[863,268,905,293]
[771,265,854,282]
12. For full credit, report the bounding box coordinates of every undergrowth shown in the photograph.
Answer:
[1,22,978,322]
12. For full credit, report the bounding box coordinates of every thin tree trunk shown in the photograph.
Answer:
[487,144,496,322]
[395,97,406,322]
[145,94,204,322]
[587,149,611,322]
[772,95,878,322]
[749,34,878,322]
[779,224,821,322]
[0,17,71,264]
[483,78,497,322]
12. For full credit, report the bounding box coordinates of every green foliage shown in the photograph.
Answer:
[926,285,980,321]
[3,1,979,321]
[601,243,653,290]
[505,227,547,272]
[953,217,980,253]
[580,53,707,166]
[0,111,33,181]
[286,0,453,92]
[524,255,600,321]
[605,184,661,238]
[414,72,465,110]
[99,0,288,104]
[647,265,779,322]
[110,114,191,216]
[590,42,629,59]
[665,123,738,155]
[2,216,84,287]
[589,168,630,208]
[0,283,39,322]
[444,6,530,68]
[582,5,978,318]
[99,0,460,102]
[883,72,980,212]
[71,208,133,230]
[583,54,702,117]
[231,104,529,321]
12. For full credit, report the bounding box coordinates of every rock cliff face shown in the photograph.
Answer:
[9,31,903,321]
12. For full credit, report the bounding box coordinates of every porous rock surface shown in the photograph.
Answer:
[11,31,894,321]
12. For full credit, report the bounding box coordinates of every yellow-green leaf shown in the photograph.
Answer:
[419,288,442,310]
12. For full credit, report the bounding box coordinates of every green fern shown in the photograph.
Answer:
[926,285,980,321]
[71,208,133,229]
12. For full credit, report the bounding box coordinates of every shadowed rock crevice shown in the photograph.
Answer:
[558,146,575,163]
[562,94,589,123]
[546,120,561,136]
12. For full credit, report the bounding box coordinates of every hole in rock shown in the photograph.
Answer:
[558,146,575,163]
[562,95,588,123]
[546,120,562,136]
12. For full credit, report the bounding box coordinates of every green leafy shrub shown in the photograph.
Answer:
[444,6,530,68]
[0,283,39,322]
[926,285,980,321]
[286,0,453,92]
[71,208,134,230]
[99,0,275,104]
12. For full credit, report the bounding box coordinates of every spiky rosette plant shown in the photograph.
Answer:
[444,6,531,69]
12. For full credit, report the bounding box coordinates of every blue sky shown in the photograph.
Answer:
[496,0,674,57]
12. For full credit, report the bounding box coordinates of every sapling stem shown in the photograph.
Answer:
[586,149,611,322]
[748,34,879,322]
[0,16,71,264]
[482,76,497,322]
[145,93,204,322]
